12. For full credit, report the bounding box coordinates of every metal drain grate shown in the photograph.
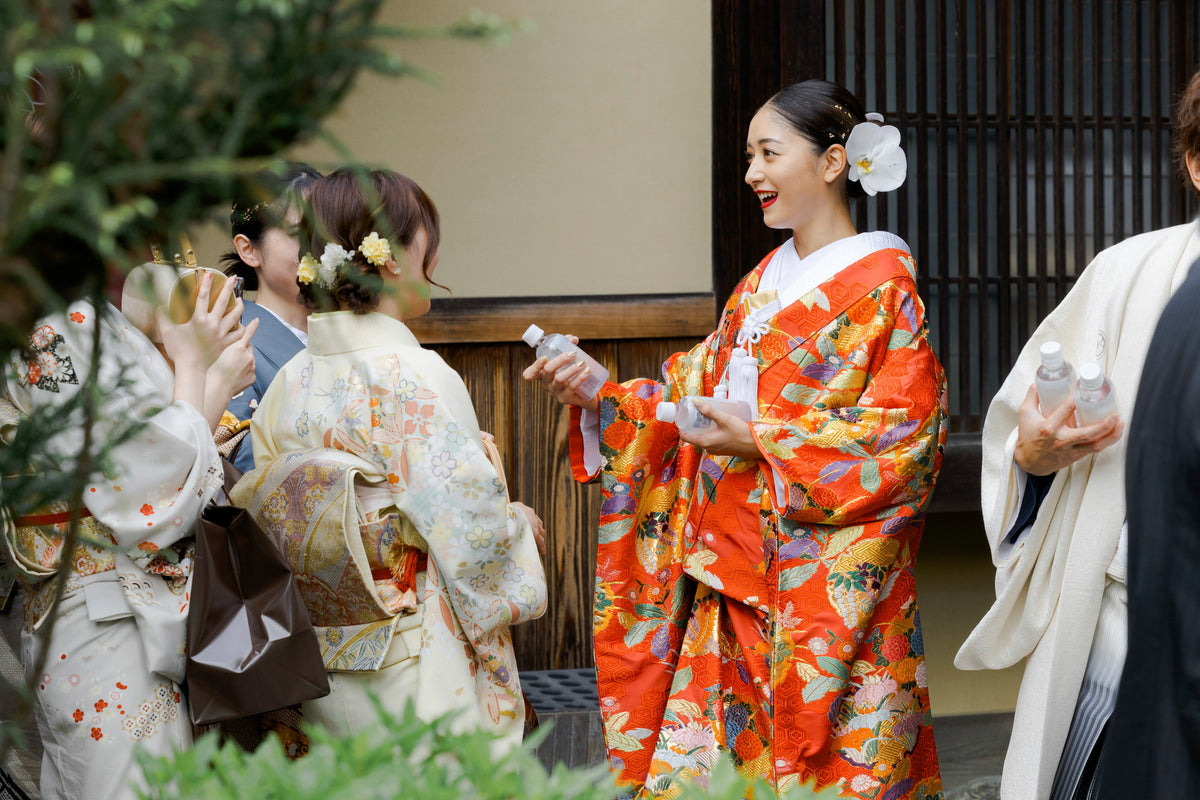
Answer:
[520,668,599,713]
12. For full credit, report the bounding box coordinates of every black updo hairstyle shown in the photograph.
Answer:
[764,80,872,200]
[220,162,321,290]
[298,168,443,314]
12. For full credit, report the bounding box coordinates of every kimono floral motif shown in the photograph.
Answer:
[18,323,78,393]
[243,311,546,748]
[572,246,947,799]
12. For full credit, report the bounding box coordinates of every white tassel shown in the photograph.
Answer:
[728,347,759,407]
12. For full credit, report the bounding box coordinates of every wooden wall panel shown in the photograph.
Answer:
[616,338,700,386]
[425,330,711,672]
[409,295,715,345]
[435,344,512,472]
[505,341,614,670]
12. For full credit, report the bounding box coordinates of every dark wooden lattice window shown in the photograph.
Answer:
[713,0,1200,433]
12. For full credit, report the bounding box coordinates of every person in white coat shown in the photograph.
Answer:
[956,69,1200,800]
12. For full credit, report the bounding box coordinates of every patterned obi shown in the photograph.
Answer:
[2,499,116,628]
[231,449,427,672]
[1,497,194,633]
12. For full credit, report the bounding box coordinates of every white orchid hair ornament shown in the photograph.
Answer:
[844,112,907,196]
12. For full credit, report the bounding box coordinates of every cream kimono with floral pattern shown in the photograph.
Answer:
[1,300,223,800]
[241,311,546,746]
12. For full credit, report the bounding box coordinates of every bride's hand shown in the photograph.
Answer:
[522,337,600,413]
[678,398,761,459]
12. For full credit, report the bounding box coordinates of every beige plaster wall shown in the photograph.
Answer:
[195,1,713,299]
[917,512,1023,716]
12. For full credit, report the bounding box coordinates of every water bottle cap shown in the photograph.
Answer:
[522,324,545,347]
[1078,362,1104,389]
[1039,341,1064,367]
[655,402,677,422]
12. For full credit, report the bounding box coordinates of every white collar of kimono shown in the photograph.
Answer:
[306,310,420,355]
[738,231,910,346]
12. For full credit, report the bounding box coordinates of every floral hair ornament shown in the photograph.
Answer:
[359,232,392,267]
[844,112,907,196]
[297,241,351,289]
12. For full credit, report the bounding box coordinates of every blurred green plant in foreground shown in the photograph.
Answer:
[137,700,846,800]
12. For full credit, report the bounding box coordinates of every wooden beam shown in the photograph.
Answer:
[406,294,717,345]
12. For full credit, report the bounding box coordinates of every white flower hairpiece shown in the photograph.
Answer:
[844,113,907,196]
[297,232,393,289]
[297,242,346,289]
[320,243,353,277]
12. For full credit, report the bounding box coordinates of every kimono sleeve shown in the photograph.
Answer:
[377,390,547,638]
[976,257,1105,572]
[753,279,947,525]
[6,303,221,553]
[568,325,724,483]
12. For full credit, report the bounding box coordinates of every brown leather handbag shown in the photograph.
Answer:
[185,463,329,726]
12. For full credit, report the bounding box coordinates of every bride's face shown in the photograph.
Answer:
[744,106,843,234]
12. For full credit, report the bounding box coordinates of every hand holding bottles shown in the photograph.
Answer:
[665,397,760,459]
[1014,364,1123,476]
[657,395,753,432]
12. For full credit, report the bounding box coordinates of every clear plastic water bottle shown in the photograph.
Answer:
[1074,362,1118,426]
[655,396,753,435]
[522,324,610,400]
[1034,341,1075,415]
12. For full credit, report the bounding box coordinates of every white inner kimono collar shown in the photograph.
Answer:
[738,232,911,346]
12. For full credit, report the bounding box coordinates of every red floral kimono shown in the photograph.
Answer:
[569,236,947,798]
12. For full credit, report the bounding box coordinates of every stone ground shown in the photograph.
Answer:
[524,668,1008,799]
[935,710,1009,799]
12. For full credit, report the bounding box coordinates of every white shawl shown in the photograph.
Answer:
[955,220,1200,799]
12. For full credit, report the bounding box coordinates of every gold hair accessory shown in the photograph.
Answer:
[234,200,271,225]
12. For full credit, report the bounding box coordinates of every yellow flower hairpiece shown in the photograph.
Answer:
[297,253,320,286]
[299,233,394,288]
[359,231,391,267]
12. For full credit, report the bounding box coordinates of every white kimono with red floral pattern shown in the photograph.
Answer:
[1,300,222,800]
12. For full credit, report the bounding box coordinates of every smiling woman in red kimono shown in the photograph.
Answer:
[525,80,948,799]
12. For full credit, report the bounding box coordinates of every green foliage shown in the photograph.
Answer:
[137,702,618,800]
[671,756,844,800]
[0,0,523,349]
[0,0,524,781]
[135,701,847,800]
